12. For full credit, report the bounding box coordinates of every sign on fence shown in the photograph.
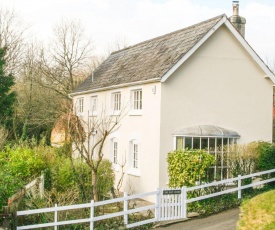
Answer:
[163,189,181,195]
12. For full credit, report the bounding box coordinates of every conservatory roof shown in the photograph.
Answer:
[173,125,240,138]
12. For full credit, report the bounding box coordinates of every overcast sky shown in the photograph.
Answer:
[1,0,275,63]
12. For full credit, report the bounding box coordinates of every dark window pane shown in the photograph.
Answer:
[209,138,215,152]
[217,138,222,149]
[223,138,228,146]
[193,138,200,149]
[201,138,208,150]
[185,137,192,149]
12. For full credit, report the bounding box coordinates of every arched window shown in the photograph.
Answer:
[173,125,240,181]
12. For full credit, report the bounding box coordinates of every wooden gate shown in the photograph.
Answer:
[159,187,186,221]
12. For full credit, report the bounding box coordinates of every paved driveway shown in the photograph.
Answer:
[156,208,240,230]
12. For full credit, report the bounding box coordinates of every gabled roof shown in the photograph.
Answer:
[70,14,275,96]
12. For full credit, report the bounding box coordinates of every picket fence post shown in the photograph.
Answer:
[181,186,187,219]
[123,192,128,226]
[54,204,58,230]
[238,175,242,199]
[90,200,94,230]
[155,188,160,221]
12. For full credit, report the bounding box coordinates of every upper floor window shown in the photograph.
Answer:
[130,89,142,115]
[90,96,98,116]
[76,97,84,114]
[112,92,121,112]
[132,89,142,110]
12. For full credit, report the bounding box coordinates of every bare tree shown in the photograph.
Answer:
[38,19,94,97]
[14,42,66,140]
[105,35,129,57]
[68,108,125,202]
[0,8,26,74]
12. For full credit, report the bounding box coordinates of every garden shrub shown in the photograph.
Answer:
[188,193,241,216]
[256,142,275,171]
[227,142,259,177]
[167,149,215,187]
[96,160,115,200]
[256,142,275,187]
[0,145,47,207]
[226,142,260,188]
[46,157,114,202]
[39,143,115,203]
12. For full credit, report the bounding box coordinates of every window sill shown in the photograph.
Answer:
[127,168,140,177]
[129,110,142,116]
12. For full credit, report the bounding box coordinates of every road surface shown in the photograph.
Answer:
[157,208,240,230]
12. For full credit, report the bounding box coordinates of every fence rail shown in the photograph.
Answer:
[17,191,158,230]
[17,168,275,229]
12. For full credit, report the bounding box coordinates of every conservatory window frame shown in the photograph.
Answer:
[174,135,239,181]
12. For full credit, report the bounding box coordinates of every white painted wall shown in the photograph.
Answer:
[73,82,161,200]
[159,24,274,187]
[72,24,274,198]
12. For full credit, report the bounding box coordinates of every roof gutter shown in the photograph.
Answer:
[68,78,161,97]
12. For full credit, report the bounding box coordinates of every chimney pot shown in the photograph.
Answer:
[233,1,239,16]
[230,1,246,38]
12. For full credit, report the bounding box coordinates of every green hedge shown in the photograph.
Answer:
[167,149,214,187]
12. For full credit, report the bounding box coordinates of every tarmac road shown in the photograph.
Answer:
[157,208,240,230]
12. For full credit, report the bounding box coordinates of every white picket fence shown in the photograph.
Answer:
[17,168,275,229]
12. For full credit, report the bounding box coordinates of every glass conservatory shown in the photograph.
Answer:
[173,125,240,180]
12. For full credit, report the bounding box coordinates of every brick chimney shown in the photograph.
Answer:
[229,1,246,37]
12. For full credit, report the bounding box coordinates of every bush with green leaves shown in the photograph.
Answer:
[256,142,275,171]
[46,153,115,203]
[255,142,275,187]
[167,149,215,187]
[0,145,47,207]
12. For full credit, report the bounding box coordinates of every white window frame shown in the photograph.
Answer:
[133,143,138,169]
[113,141,118,164]
[90,95,98,116]
[111,92,121,115]
[76,97,84,115]
[127,139,140,176]
[173,136,239,181]
[129,89,142,116]
[110,138,119,171]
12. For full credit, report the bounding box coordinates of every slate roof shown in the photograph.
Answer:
[71,14,225,94]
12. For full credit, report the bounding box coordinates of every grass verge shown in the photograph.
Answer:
[238,190,275,230]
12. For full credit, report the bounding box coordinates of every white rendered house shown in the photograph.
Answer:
[69,4,275,198]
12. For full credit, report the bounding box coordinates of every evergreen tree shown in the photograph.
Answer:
[0,47,16,129]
